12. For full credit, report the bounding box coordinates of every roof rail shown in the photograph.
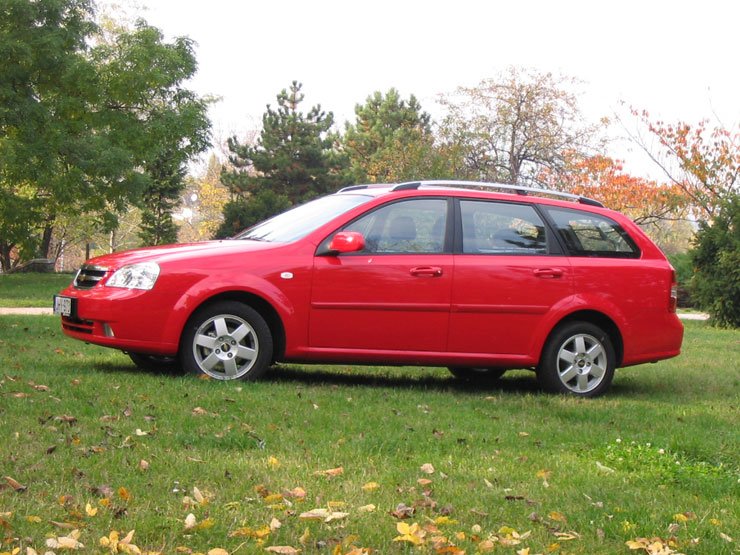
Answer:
[392,180,604,208]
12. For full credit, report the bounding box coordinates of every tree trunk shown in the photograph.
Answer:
[38,217,55,259]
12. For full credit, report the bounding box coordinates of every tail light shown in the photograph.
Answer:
[669,270,678,313]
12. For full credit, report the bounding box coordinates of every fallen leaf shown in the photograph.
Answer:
[85,503,98,517]
[118,487,132,501]
[270,517,282,531]
[184,513,197,530]
[358,504,376,513]
[299,508,330,520]
[549,511,567,523]
[192,407,208,416]
[4,476,27,492]
[595,462,615,474]
[394,521,426,546]
[314,466,343,478]
[361,482,379,492]
[46,529,84,550]
[420,463,435,474]
[193,487,206,504]
[139,460,149,471]
[268,456,281,469]
[265,547,300,554]
[207,549,229,555]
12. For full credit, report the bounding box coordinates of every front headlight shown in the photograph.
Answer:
[106,262,160,290]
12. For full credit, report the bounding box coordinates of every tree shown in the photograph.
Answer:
[629,112,739,220]
[438,67,601,185]
[177,154,230,243]
[218,81,347,237]
[542,155,688,225]
[690,196,740,327]
[0,0,211,270]
[343,89,447,182]
[92,20,211,247]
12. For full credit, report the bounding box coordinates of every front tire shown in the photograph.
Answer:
[537,321,615,397]
[180,301,273,381]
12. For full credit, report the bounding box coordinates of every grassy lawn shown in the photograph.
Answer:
[0,273,74,307]
[0,317,737,554]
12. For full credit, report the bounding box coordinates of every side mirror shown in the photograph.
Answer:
[328,231,365,254]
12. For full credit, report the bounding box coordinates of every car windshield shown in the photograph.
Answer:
[235,193,373,243]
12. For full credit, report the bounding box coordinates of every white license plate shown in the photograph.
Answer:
[53,295,73,317]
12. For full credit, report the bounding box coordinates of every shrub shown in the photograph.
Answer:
[690,196,740,328]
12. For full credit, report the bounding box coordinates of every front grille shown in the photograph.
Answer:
[74,265,108,289]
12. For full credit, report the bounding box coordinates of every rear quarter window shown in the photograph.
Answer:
[544,207,640,258]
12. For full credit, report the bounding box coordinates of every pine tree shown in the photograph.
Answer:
[343,89,443,183]
[218,82,348,237]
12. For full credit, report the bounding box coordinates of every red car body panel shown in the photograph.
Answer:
[58,187,683,376]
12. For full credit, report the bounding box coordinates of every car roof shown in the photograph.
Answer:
[336,180,605,209]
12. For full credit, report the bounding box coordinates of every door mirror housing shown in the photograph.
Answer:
[328,231,365,254]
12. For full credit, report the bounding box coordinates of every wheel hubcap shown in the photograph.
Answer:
[556,333,607,393]
[192,314,258,380]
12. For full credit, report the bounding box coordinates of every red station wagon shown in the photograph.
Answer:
[55,181,684,397]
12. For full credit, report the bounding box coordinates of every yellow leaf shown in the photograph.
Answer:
[207,550,229,555]
[118,487,132,502]
[517,549,530,555]
[299,528,310,546]
[358,504,376,513]
[26,515,42,523]
[195,517,215,530]
[673,513,689,523]
[268,456,281,469]
[193,487,206,505]
[361,482,379,491]
[265,548,300,555]
[549,511,567,523]
[85,503,98,517]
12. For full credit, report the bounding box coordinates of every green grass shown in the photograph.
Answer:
[0,273,74,307]
[0,318,738,554]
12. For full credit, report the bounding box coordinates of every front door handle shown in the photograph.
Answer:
[410,266,443,277]
[533,268,564,279]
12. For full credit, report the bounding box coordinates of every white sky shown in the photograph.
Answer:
[130,0,739,177]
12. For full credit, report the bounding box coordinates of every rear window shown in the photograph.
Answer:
[460,200,547,254]
[545,207,640,258]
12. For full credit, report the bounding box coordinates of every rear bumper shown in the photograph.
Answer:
[621,312,684,367]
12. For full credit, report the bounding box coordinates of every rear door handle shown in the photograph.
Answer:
[410,266,443,277]
[533,268,564,279]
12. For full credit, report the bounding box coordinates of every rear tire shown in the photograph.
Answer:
[448,367,506,382]
[537,321,615,397]
[180,301,273,381]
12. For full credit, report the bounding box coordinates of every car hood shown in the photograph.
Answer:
[83,240,278,269]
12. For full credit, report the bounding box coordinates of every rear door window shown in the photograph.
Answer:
[544,207,640,258]
[459,200,548,254]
